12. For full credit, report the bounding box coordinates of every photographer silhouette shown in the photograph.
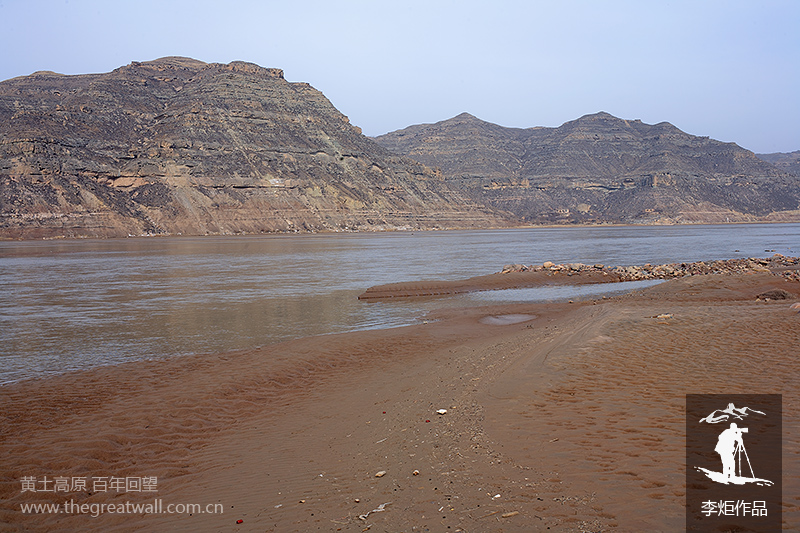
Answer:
[715,422,746,480]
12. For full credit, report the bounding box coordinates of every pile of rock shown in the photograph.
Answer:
[502,254,800,282]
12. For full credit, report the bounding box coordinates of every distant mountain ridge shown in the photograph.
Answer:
[2,57,798,239]
[757,150,800,177]
[375,112,800,225]
[0,57,505,239]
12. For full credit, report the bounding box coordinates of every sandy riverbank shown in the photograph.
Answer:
[1,271,799,532]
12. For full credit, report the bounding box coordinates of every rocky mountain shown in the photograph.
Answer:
[757,151,800,177]
[0,57,505,239]
[375,112,800,225]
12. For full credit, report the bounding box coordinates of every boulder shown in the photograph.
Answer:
[757,289,795,301]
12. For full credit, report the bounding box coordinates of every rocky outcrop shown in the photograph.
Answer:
[5,58,797,239]
[376,112,800,225]
[0,58,506,239]
[502,254,800,282]
[360,254,800,300]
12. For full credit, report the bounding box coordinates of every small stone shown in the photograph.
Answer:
[375,471,386,478]
[502,263,526,273]
[412,470,420,476]
[436,409,447,415]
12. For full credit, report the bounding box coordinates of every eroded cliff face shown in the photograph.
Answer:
[0,58,505,239]
[376,112,800,225]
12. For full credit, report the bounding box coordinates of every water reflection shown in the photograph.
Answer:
[458,279,666,304]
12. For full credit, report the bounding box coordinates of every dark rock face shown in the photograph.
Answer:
[0,58,505,238]
[375,112,800,225]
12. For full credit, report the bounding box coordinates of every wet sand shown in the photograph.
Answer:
[358,270,618,299]
[1,272,799,532]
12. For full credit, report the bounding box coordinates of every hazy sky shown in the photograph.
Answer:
[1,0,798,153]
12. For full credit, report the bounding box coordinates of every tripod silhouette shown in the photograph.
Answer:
[735,439,756,479]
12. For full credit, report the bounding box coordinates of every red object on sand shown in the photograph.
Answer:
[237,519,243,524]
[426,420,430,423]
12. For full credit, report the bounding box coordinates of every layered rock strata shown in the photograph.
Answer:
[376,112,800,225]
[0,58,505,239]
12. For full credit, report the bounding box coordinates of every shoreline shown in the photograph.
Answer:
[359,255,800,299]
[4,255,795,387]
[1,271,799,531]
[2,219,800,243]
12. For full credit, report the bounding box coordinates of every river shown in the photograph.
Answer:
[1,223,798,384]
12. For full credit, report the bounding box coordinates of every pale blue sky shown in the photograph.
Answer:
[1,0,798,153]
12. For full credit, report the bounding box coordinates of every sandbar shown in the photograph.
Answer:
[1,271,799,531]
